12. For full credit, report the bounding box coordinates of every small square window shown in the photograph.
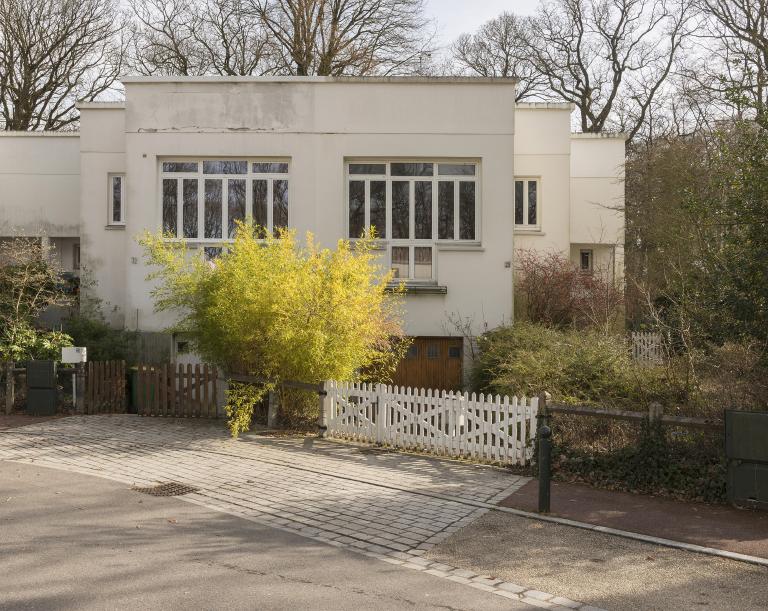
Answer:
[580,249,593,272]
[204,247,223,262]
[427,344,439,359]
[407,345,418,359]
[448,346,462,359]
[177,341,190,354]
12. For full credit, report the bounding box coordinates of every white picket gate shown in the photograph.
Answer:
[324,381,538,466]
[631,331,664,365]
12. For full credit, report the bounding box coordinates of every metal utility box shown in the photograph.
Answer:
[725,410,768,510]
[26,360,57,390]
[26,360,58,416]
[26,388,58,416]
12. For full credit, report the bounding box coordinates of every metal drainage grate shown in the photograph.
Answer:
[131,482,199,497]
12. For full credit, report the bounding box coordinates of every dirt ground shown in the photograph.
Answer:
[427,510,768,611]
[0,414,68,430]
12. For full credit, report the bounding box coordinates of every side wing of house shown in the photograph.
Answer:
[569,134,626,279]
[0,132,81,274]
[513,104,626,279]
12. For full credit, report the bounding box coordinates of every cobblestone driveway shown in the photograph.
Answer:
[0,415,599,610]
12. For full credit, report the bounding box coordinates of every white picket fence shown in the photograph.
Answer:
[324,381,539,466]
[630,331,664,365]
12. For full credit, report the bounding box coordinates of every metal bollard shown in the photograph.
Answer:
[538,425,552,514]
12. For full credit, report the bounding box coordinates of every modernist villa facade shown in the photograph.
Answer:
[0,77,625,389]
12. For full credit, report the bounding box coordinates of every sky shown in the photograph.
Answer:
[424,0,539,49]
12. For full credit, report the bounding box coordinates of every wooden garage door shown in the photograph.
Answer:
[392,337,463,391]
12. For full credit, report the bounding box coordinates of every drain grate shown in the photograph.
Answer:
[132,482,199,496]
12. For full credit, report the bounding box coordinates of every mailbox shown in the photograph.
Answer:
[61,346,87,363]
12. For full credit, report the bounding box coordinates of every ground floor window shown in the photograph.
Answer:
[160,159,289,241]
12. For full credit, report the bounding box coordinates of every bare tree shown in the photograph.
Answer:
[450,12,549,101]
[523,0,693,140]
[249,0,435,76]
[129,0,278,75]
[696,0,768,118]
[0,0,126,131]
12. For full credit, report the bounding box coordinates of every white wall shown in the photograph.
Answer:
[0,133,80,238]
[513,104,573,256]
[77,104,128,326]
[113,77,518,336]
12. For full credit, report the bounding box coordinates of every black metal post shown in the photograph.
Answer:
[538,425,552,513]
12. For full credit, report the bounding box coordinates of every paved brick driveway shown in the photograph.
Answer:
[0,415,599,610]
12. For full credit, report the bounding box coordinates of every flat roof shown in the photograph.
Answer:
[75,101,126,109]
[516,102,575,110]
[119,75,518,85]
[571,132,628,140]
[0,131,79,137]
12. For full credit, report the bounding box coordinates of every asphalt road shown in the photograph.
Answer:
[0,462,529,611]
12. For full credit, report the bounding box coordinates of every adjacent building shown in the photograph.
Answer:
[0,77,625,389]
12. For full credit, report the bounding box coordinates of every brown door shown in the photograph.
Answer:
[392,337,463,391]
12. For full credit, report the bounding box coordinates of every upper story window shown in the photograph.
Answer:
[347,161,479,281]
[514,178,539,229]
[160,159,289,241]
[108,174,125,225]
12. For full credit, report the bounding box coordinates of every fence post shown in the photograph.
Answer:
[75,361,85,414]
[267,391,278,428]
[4,362,14,415]
[648,401,663,422]
[536,391,552,514]
[376,383,386,445]
[317,381,329,438]
[538,425,552,513]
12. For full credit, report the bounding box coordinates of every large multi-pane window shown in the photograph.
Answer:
[160,159,289,241]
[514,178,540,228]
[347,161,479,281]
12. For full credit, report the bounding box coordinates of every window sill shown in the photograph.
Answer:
[385,283,447,295]
[105,224,126,230]
[514,227,545,236]
[436,242,484,252]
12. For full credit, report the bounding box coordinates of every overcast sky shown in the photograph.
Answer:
[424,0,539,49]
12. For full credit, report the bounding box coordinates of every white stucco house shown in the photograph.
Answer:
[0,76,625,389]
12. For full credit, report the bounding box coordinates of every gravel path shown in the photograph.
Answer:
[426,510,768,611]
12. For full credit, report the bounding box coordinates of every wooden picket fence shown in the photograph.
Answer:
[325,381,538,465]
[85,360,126,414]
[630,331,664,364]
[137,363,218,418]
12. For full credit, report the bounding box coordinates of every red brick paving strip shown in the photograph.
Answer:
[501,479,768,560]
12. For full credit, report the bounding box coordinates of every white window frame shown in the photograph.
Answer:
[345,160,481,282]
[108,174,126,226]
[158,158,290,244]
[514,177,541,230]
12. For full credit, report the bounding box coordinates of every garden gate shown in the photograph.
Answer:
[136,363,218,418]
[84,360,127,414]
[325,382,538,465]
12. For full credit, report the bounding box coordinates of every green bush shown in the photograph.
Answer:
[473,322,676,406]
[62,315,139,364]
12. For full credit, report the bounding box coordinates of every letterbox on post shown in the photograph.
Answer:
[725,410,768,510]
